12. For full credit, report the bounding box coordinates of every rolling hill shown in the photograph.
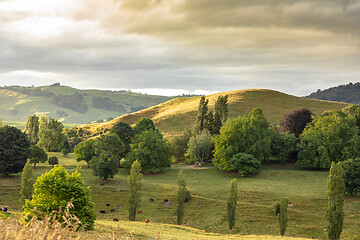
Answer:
[306,82,360,104]
[0,84,172,124]
[83,89,348,139]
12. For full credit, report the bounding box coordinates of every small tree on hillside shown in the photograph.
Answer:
[176,170,187,225]
[29,145,48,168]
[227,178,238,234]
[187,129,212,165]
[20,159,33,205]
[278,197,289,236]
[128,160,142,221]
[327,162,345,240]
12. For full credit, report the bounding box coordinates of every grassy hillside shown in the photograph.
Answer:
[83,89,348,139]
[0,85,171,124]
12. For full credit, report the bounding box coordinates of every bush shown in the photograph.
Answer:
[62,148,69,157]
[342,158,360,195]
[48,156,59,166]
[227,153,261,175]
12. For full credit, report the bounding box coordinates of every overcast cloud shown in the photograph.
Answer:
[0,0,360,96]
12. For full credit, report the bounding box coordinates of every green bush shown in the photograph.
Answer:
[48,156,59,166]
[227,153,261,175]
[62,148,69,157]
[342,158,360,195]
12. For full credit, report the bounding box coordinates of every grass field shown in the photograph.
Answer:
[1,154,359,240]
[1,121,78,130]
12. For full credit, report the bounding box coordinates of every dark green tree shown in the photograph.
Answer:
[125,130,172,173]
[187,129,212,165]
[342,158,360,195]
[110,121,134,153]
[342,104,360,129]
[171,130,192,162]
[227,153,261,175]
[24,114,39,143]
[213,95,229,135]
[48,156,59,166]
[176,170,187,225]
[327,162,345,240]
[271,131,297,165]
[74,139,95,167]
[128,160,142,221]
[29,145,48,168]
[197,96,209,131]
[227,178,238,234]
[278,197,289,236]
[0,125,31,175]
[23,166,96,230]
[20,159,33,205]
[134,118,155,135]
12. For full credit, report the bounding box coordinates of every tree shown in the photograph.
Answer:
[0,125,31,175]
[134,118,155,135]
[213,95,229,135]
[297,111,360,168]
[29,145,48,168]
[187,130,212,165]
[227,153,261,175]
[279,109,313,137]
[125,130,172,173]
[74,139,95,168]
[62,148,69,157]
[48,156,59,166]
[24,115,39,143]
[171,130,192,162]
[342,158,360,195]
[270,131,297,164]
[213,108,272,172]
[20,159,33,205]
[110,122,134,153]
[128,160,142,221]
[327,162,345,240]
[23,166,96,230]
[196,96,209,131]
[176,170,187,225]
[278,197,288,236]
[227,178,238,234]
[342,104,360,128]
[38,115,66,152]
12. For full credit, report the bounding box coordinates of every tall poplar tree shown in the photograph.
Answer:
[38,115,66,152]
[278,197,288,236]
[213,95,229,134]
[176,170,187,225]
[327,162,345,240]
[128,160,142,221]
[24,115,39,143]
[20,159,33,205]
[227,178,238,234]
[197,96,209,131]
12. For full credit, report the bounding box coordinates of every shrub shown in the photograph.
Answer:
[48,156,59,166]
[342,158,360,195]
[62,148,69,157]
[227,153,261,175]
[278,197,289,236]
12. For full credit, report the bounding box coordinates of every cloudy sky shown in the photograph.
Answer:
[0,0,360,96]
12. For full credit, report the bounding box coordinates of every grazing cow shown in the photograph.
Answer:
[137,210,143,214]
[145,218,150,223]
[150,198,154,201]
[99,210,106,214]
[110,209,115,212]
[113,218,119,222]
[1,207,7,213]
[106,203,110,206]
[164,199,168,202]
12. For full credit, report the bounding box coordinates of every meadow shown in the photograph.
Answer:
[1,153,359,239]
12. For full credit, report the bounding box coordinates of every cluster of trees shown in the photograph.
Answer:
[306,82,360,104]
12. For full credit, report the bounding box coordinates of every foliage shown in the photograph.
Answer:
[279,109,313,137]
[213,95,229,135]
[38,115,66,152]
[134,118,155,135]
[29,145,48,168]
[62,148,69,157]
[23,166,96,230]
[196,96,209,131]
[342,104,360,128]
[271,131,297,164]
[74,139,95,167]
[227,153,261,175]
[110,121,134,153]
[125,130,172,173]
[24,115,39,143]
[297,111,360,168]
[92,97,126,112]
[51,92,88,114]
[278,197,288,236]
[176,170,187,225]
[187,129,212,165]
[171,130,192,161]
[327,162,345,240]
[227,178,238,234]
[128,160,142,221]
[342,158,360,196]
[48,156,59,166]
[213,108,272,171]
[0,125,31,175]
[20,159,33,205]
[306,82,360,104]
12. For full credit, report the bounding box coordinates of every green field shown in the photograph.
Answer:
[1,154,359,239]
[1,121,78,130]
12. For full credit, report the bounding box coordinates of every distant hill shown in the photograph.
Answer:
[82,89,347,139]
[0,84,172,124]
[306,82,360,104]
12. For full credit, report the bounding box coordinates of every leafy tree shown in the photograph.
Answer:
[48,156,59,166]
[24,115,39,143]
[128,160,142,221]
[342,158,360,196]
[227,153,261,175]
[176,170,187,225]
[23,166,96,230]
[171,130,192,162]
[125,130,172,173]
[187,130,212,165]
[342,104,360,128]
[20,159,33,205]
[278,197,288,236]
[29,145,48,168]
[74,139,95,167]
[203,110,214,134]
[213,95,229,135]
[297,111,360,168]
[327,162,345,240]
[227,178,238,234]
[110,121,134,153]
[38,115,66,152]
[134,118,155,135]
[279,109,313,137]
[196,96,209,131]
[271,131,297,164]
[0,125,31,175]
[213,108,272,172]
[62,148,69,157]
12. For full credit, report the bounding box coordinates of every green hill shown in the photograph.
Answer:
[84,89,348,139]
[0,84,172,124]
[306,82,360,104]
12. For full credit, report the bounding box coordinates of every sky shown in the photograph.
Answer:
[0,0,360,96]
